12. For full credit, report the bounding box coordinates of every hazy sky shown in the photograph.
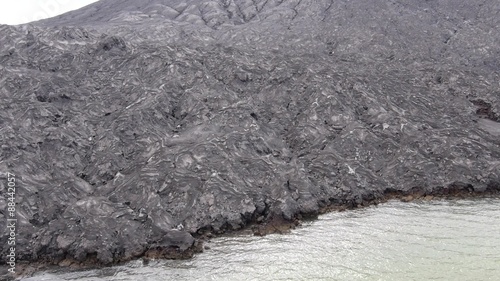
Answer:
[0,0,99,25]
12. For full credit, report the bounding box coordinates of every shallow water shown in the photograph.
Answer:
[24,198,500,281]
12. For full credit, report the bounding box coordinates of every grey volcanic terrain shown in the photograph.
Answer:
[1,0,500,277]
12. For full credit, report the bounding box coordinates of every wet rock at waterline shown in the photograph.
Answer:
[1,0,500,277]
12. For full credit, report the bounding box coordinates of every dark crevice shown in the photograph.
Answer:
[322,0,334,22]
[471,99,499,122]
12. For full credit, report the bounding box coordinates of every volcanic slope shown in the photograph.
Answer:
[1,0,500,273]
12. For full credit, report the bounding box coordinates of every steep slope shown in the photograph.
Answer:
[36,0,500,70]
[1,0,500,277]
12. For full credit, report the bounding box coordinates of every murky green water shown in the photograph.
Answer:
[24,198,500,281]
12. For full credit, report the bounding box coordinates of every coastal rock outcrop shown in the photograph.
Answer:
[1,0,499,277]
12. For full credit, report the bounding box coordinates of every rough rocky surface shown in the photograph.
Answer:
[1,0,500,278]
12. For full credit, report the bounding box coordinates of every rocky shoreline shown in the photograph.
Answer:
[6,191,500,280]
[1,0,500,280]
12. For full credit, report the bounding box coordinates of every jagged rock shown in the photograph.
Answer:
[1,0,500,278]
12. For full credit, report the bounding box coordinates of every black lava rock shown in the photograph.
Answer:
[1,0,499,275]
